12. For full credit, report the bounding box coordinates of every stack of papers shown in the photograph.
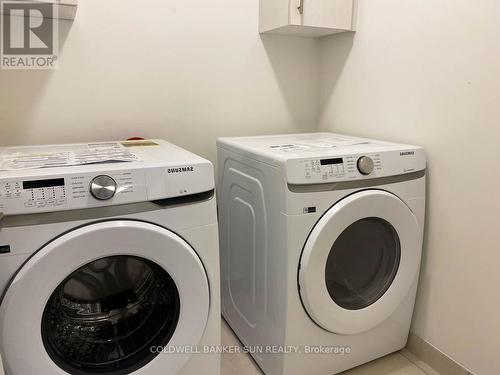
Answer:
[0,142,140,171]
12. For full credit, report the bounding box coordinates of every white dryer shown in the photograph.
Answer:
[217,133,426,375]
[0,140,220,375]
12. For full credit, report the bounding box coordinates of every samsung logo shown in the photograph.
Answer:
[167,166,194,173]
[400,151,415,156]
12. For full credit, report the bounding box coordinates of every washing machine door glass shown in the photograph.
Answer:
[325,217,401,310]
[298,190,422,335]
[42,255,180,374]
[0,220,210,375]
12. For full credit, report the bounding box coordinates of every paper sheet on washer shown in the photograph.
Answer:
[269,137,371,153]
[0,142,140,170]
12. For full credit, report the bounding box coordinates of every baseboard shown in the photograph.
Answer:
[402,333,474,375]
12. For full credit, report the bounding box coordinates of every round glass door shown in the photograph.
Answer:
[0,221,210,375]
[298,190,422,334]
[325,218,401,310]
[41,255,180,374]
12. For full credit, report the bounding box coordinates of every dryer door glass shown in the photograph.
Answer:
[41,255,180,375]
[325,217,401,310]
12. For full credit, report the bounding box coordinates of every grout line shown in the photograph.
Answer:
[406,333,471,375]
[400,350,436,375]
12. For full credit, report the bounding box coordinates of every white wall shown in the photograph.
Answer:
[0,0,320,162]
[319,1,500,374]
[2,0,498,373]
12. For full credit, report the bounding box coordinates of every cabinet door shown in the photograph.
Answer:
[290,0,354,30]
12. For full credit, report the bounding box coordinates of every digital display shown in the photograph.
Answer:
[320,158,343,166]
[23,178,65,190]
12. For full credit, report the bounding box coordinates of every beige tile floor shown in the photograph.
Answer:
[0,321,439,375]
[221,319,439,375]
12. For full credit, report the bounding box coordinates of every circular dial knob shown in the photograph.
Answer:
[90,175,117,200]
[357,156,375,175]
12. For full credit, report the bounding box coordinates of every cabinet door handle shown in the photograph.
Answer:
[297,0,304,14]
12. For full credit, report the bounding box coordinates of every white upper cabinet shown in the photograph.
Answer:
[260,0,356,37]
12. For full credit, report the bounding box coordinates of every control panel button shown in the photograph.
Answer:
[90,175,117,201]
[357,156,375,175]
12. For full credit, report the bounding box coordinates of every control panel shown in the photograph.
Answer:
[0,170,147,216]
[0,160,215,216]
[285,148,425,185]
[298,154,381,182]
[1,178,68,211]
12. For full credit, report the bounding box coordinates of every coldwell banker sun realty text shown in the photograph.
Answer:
[1,1,58,69]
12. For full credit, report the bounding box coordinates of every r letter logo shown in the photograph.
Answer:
[1,1,58,69]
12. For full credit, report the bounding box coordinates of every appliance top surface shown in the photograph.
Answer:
[217,132,422,162]
[0,140,215,216]
[0,139,210,179]
[218,133,425,185]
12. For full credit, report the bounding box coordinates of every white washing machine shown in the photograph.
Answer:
[217,133,426,375]
[0,140,220,375]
